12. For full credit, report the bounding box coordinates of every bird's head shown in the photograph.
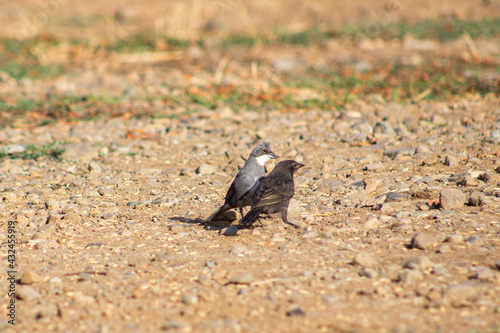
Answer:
[252,141,278,166]
[274,160,305,175]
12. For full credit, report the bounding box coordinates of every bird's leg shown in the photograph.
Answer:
[281,209,288,224]
[239,207,245,219]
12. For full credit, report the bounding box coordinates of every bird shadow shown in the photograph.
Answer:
[169,216,205,225]
[168,216,241,229]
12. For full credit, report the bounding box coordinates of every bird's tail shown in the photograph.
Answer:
[205,204,230,222]
[240,208,263,226]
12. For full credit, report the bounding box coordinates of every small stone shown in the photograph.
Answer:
[301,230,318,238]
[61,142,99,161]
[439,189,466,209]
[88,161,102,173]
[397,269,423,284]
[181,294,198,305]
[458,175,479,187]
[45,200,60,211]
[384,148,415,159]
[229,245,246,255]
[196,163,217,175]
[102,212,117,220]
[352,253,378,267]
[228,272,254,284]
[444,155,458,167]
[431,114,447,125]
[465,235,483,246]
[220,226,238,236]
[161,320,191,331]
[315,179,342,193]
[363,218,380,229]
[127,200,152,207]
[49,277,62,284]
[359,267,378,278]
[322,294,340,304]
[443,284,480,307]
[83,190,101,197]
[17,286,42,300]
[446,234,464,243]
[70,291,95,304]
[491,261,500,271]
[415,145,431,154]
[286,219,305,229]
[410,232,438,250]
[286,306,306,317]
[470,267,495,282]
[287,199,302,220]
[364,179,378,192]
[197,273,211,285]
[98,187,115,196]
[20,270,40,284]
[437,244,451,254]
[403,256,433,270]
[179,168,196,177]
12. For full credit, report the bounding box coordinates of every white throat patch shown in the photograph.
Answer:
[256,154,273,166]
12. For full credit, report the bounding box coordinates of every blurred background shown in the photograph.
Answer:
[0,0,499,127]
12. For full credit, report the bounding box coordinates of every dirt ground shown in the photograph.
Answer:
[1,1,500,332]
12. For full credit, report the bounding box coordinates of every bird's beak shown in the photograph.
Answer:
[269,152,278,159]
[296,163,305,169]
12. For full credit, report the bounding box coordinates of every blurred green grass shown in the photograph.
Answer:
[0,18,498,128]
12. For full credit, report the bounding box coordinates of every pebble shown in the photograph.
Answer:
[287,199,302,220]
[397,269,423,284]
[181,294,198,305]
[446,234,464,243]
[465,235,483,246]
[443,284,480,307]
[17,286,42,300]
[88,161,102,173]
[403,256,433,270]
[229,245,246,255]
[352,253,378,267]
[286,219,305,229]
[286,306,306,317]
[161,320,191,331]
[20,270,41,284]
[228,272,254,284]
[410,232,438,250]
[384,148,416,159]
[61,142,99,161]
[98,187,115,196]
[179,168,196,177]
[359,267,378,278]
[444,155,458,167]
[220,226,239,236]
[301,230,318,238]
[470,267,495,282]
[196,163,217,175]
[437,244,451,254]
[315,179,342,193]
[439,188,466,209]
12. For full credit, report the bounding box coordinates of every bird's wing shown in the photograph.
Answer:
[225,172,254,202]
[252,178,293,208]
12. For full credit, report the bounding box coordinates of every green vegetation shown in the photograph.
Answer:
[0,18,498,127]
[0,141,65,160]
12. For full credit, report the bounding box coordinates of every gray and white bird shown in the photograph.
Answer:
[240,160,304,227]
[205,142,277,222]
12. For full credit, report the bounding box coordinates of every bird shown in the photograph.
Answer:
[205,142,277,222]
[240,160,304,227]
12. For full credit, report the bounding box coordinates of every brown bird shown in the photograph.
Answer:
[240,160,304,227]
